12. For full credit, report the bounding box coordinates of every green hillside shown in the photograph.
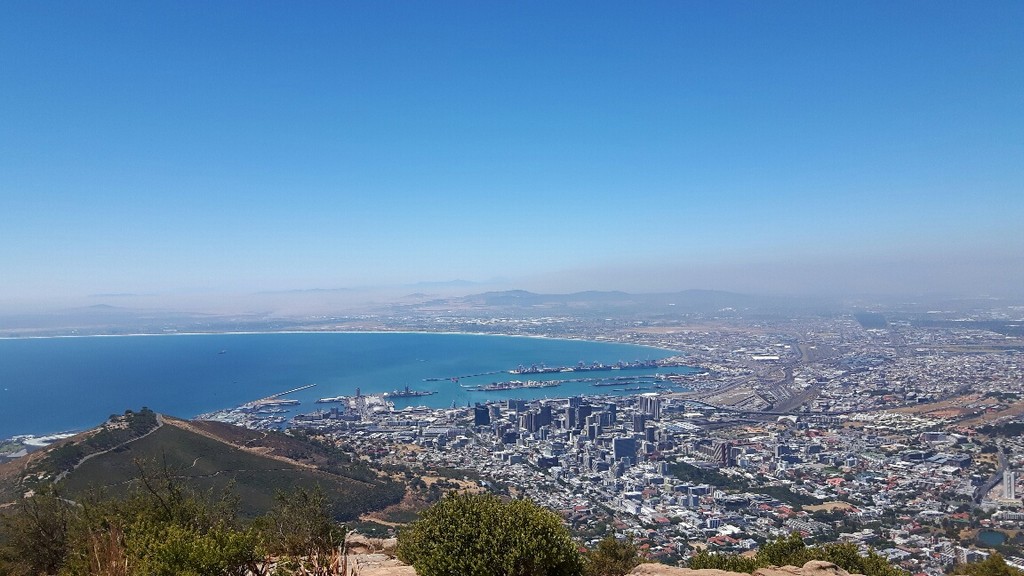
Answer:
[0,415,404,520]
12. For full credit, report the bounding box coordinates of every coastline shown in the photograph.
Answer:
[0,330,689,444]
[0,328,683,355]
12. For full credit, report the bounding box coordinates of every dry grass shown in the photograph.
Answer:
[959,401,1024,427]
[891,394,981,415]
[805,501,857,512]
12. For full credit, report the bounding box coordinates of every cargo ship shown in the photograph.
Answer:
[315,396,348,404]
[466,380,562,392]
[509,359,663,375]
[383,386,437,398]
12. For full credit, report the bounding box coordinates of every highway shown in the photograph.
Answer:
[974,446,1008,505]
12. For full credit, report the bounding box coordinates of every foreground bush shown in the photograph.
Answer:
[584,535,645,576]
[954,554,1024,576]
[688,532,904,576]
[397,492,584,576]
[0,465,345,576]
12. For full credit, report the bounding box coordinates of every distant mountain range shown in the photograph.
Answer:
[0,289,779,335]
[400,289,842,317]
[459,289,755,308]
[3,288,1018,337]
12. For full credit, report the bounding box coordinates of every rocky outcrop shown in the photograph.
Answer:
[341,538,863,576]
[630,560,864,576]
[343,533,413,576]
[344,553,416,576]
[631,568,747,576]
[345,533,399,556]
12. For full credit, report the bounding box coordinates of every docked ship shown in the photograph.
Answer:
[509,359,664,375]
[315,395,348,404]
[383,386,436,399]
[467,380,562,392]
[250,398,299,407]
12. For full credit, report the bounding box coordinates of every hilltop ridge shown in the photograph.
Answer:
[0,410,404,519]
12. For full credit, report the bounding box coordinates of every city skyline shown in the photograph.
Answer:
[2,2,1023,310]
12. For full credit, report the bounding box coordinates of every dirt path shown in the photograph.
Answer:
[55,414,166,483]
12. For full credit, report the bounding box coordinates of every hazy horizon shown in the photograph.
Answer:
[3,2,1022,312]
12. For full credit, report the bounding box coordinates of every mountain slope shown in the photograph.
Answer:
[0,416,404,520]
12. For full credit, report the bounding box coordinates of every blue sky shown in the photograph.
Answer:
[2,1,1022,307]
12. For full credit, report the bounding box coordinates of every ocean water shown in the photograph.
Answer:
[0,332,688,439]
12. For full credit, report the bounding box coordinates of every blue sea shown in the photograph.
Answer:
[0,332,689,439]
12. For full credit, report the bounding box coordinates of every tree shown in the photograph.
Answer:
[757,532,808,567]
[397,492,583,576]
[58,463,264,576]
[0,486,72,576]
[687,534,904,576]
[687,550,759,573]
[0,462,361,576]
[256,486,345,575]
[584,535,644,576]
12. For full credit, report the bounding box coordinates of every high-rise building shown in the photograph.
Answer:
[604,402,617,423]
[1005,469,1016,500]
[474,405,490,426]
[632,413,647,433]
[575,404,593,430]
[539,404,553,427]
[695,438,731,465]
[613,437,636,463]
[520,411,538,433]
[638,395,662,420]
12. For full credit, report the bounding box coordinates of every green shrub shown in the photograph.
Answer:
[688,549,759,573]
[397,492,584,576]
[257,486,345,558]
[0,464,347,576]
[584,535,645,576]
[687,533,904,576]
[955,554,1024,576]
